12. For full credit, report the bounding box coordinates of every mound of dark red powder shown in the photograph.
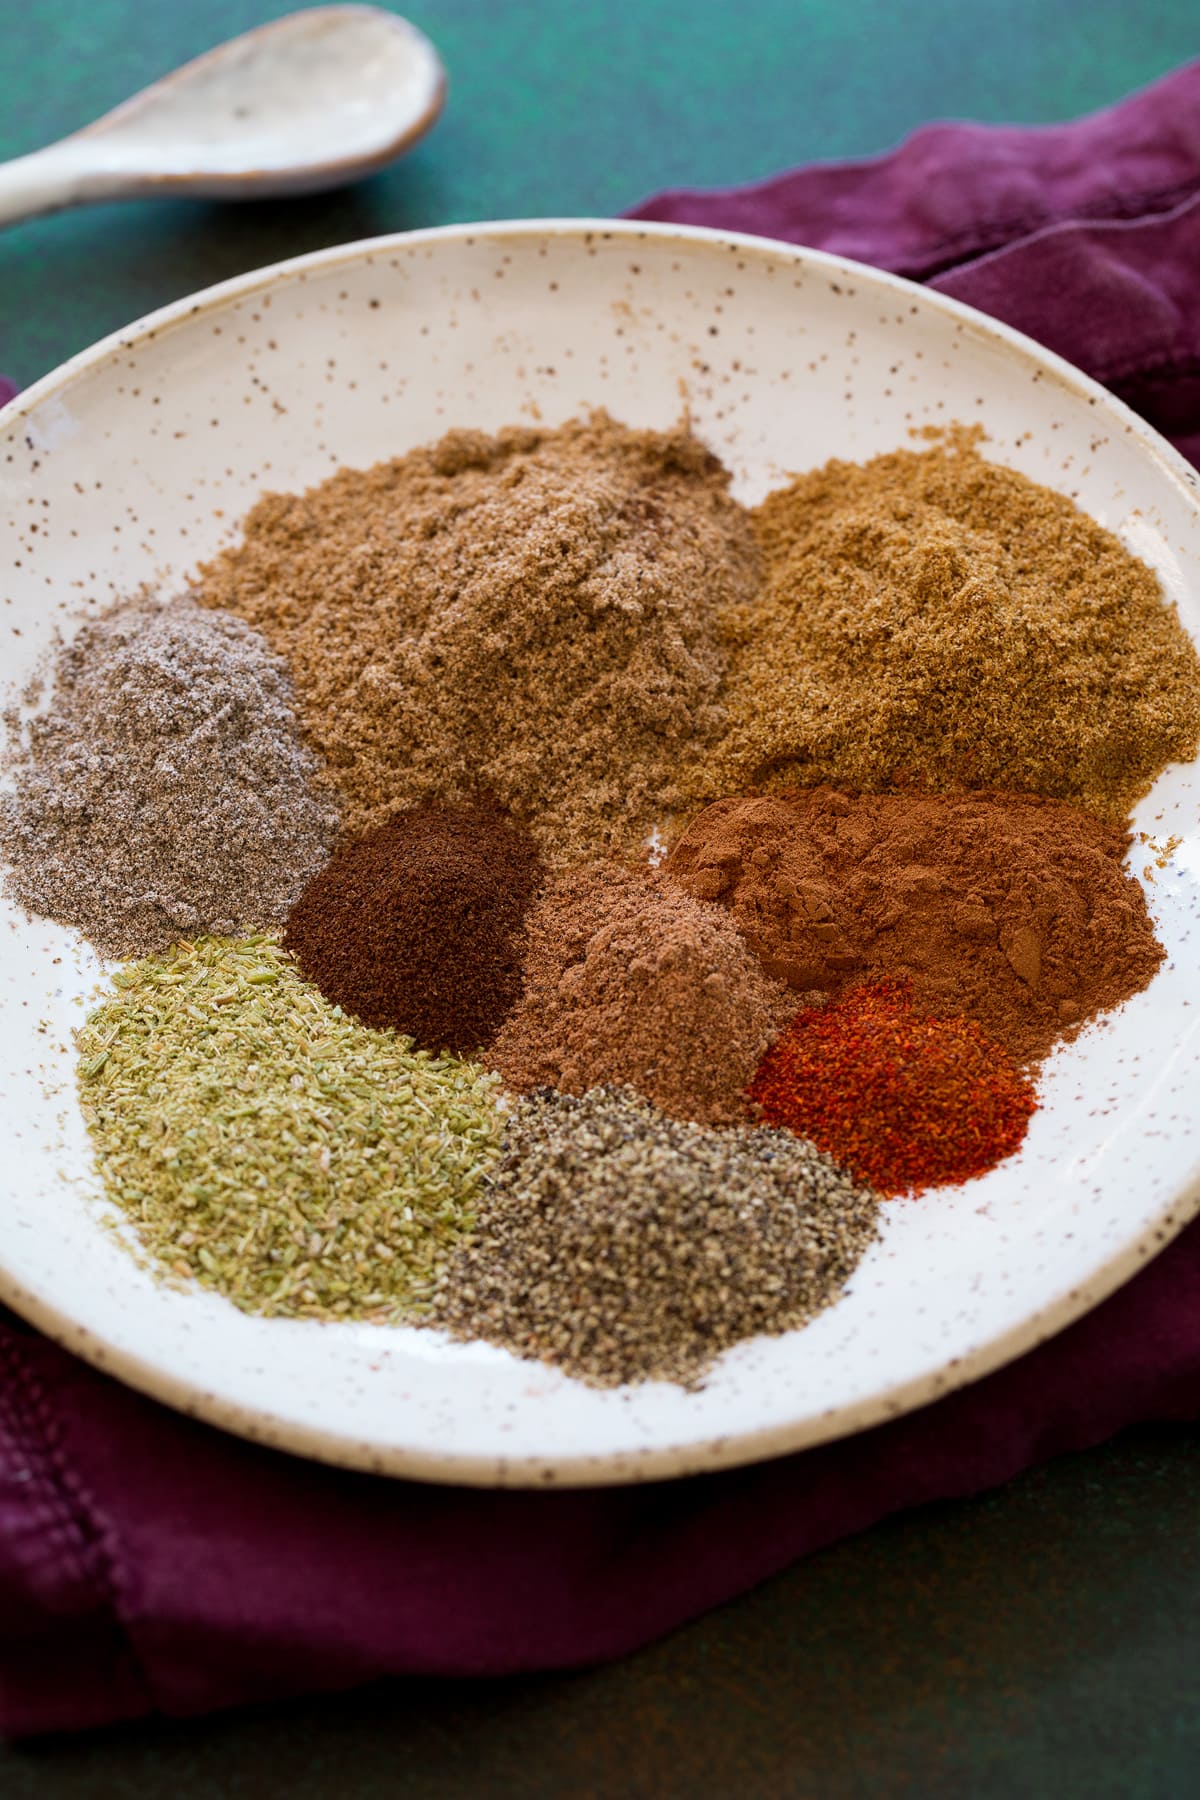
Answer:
[284,803,543,1054]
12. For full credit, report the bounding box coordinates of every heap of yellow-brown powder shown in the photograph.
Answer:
[196,413,759,863]
[690,433,1200,820]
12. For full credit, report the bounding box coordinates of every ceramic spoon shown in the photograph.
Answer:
[0,5,446,230]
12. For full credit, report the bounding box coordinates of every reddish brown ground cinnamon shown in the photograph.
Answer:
[488,862,793,1124]
[664,788,1164,1066]
[284,803,543,1054]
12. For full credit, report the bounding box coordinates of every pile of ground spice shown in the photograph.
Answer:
[488,863,793,1124]
[692,434,1200,818]
[426,1085,880,1389]
[284,803,543,1054]
[76,934,505,1322]
[1,596,339,959]
[196,413,759,863]
[750,982,1038,1197]
[664,788,1163,1065]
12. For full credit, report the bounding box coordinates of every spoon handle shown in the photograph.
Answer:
[0,143,134,229]
[0,146,90,229]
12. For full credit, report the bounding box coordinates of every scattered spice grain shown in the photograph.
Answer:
[750,981,1037,1197]
[284,802,543,1053]
[488,862,793,1124]
[665,787,1164,1066]
[426,1085,881,1388]
[76,934,505,1321]
[197,413,759,862]
[694,432,1200,818]
[2,596,339,959]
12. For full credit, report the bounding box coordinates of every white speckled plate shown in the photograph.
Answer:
[2,221,1200,1488]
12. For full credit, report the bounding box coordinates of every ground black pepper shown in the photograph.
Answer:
[426,1085,881,1388]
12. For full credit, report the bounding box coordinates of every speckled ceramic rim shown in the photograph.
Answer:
[3,218,1200,1489]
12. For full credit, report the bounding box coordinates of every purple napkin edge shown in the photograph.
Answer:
[0,1333,152,1735]
[928,187,1200,387]
[625,58,1200,279]
[7,1214,1200,1738]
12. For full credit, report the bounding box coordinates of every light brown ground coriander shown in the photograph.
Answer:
[196,413,759,862]
[425,1085,881,1389]
[487,862,794,1124]
[691,433,1200,818]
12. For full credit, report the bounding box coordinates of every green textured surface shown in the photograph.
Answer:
[4,1,1200,1793]
[1,0,1199,384]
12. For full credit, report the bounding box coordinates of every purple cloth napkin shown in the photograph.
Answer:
[6,60,1200,1740]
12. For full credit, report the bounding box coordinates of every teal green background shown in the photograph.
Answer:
[1,0,1199,384]
[4,2,1200,1793]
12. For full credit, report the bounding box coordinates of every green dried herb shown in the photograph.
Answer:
[76,933,505,1322]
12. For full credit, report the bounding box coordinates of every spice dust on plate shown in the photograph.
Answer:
[9,409,1197,1389]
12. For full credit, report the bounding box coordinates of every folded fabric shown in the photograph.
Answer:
[628,59,1200,463]
[627,59,1200,278]
[5,58,1200,1739]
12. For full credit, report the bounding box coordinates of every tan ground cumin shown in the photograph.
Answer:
[691,432,1200,819]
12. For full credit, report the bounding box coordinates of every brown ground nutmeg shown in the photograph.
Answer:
[284,802,543,1054]
[487,862,794,1124]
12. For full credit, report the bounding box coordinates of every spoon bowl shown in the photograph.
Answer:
[0,6,445,228]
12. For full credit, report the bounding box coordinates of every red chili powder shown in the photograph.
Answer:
[748,980,1037,1198]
